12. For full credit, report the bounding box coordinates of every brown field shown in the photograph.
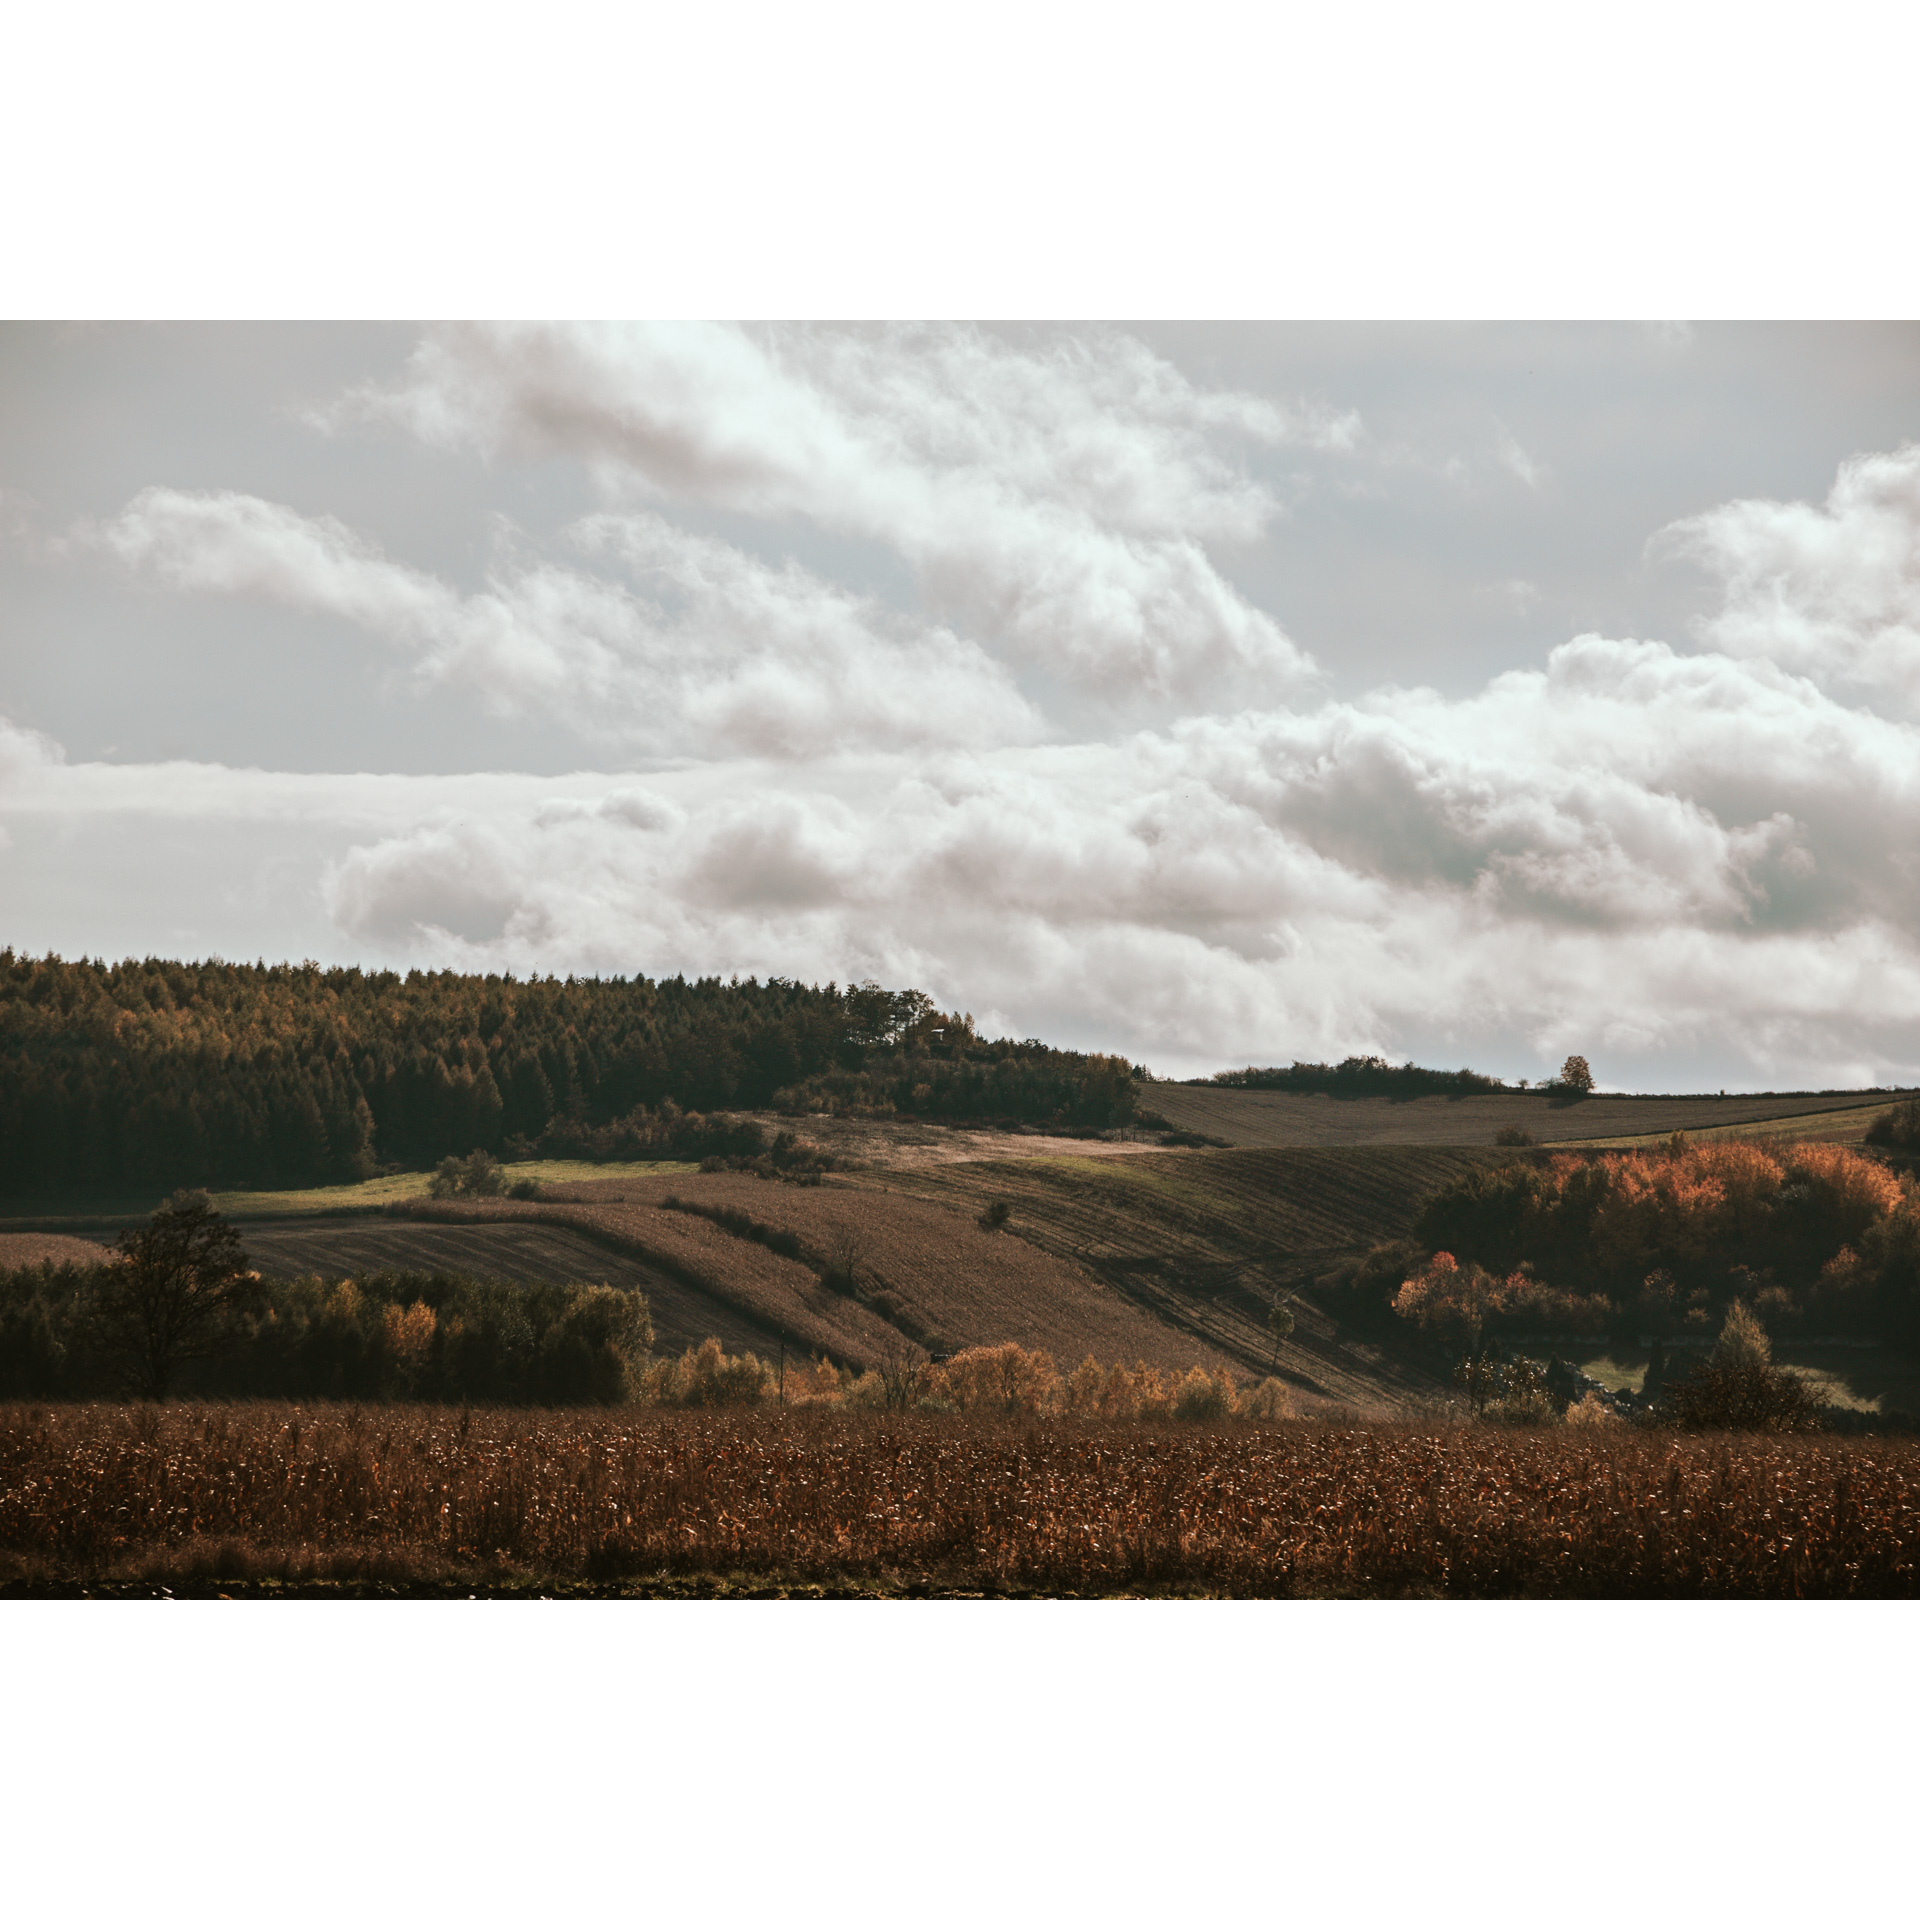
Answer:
[395,1170,1243,1382]
[4,1400,1915,1598]
[239,1220,773,1357]
[1139,1083,1896,1149]
[0,1231,115,1269]
[873,1147,1483,1413]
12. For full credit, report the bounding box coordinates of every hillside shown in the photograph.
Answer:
[1139,1083,1896,1149]
[876,1146,1483,1413]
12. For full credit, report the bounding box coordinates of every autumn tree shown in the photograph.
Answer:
[1392,1252,1529,1359]
[96,1190,262,1398]
[1559,1055,1594,1094]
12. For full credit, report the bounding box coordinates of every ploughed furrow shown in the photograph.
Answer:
[238,1220,775,1358]
[874,1148,1480,1413]
[1142,1083,1896,1149]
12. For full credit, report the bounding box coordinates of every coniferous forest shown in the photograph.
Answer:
[0,952,1140,1197]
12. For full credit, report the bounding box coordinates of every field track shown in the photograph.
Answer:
[1140,1084,1898,1148]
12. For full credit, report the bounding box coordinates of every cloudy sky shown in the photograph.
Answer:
[4,320,1920,1090]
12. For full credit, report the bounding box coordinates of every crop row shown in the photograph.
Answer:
[3,1402,1914,1596]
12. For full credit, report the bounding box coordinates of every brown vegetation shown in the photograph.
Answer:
[4,1401,1914,1597]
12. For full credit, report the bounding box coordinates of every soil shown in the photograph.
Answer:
[1138,1084,1897,1149]
[0,1232,115,1270]
[237,1219,774,1357]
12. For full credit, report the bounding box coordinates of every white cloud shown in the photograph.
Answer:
[1494,426,1547,489]
[0,713,63,787]
[96,487,1041,758]
[24,338,1920,1092]
[1656,442,1920,712]
[16,615,1910,1084]
[327,321,1328,707]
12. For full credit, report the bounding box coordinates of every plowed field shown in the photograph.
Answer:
[876,1148,1485,1413]
[238,1220,772,1357]
[395,1172,1243,1383]
[1140,1084,1896,1148]
[0,1232,114,1270]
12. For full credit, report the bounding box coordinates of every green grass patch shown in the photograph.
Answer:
[210,1160,694,1218]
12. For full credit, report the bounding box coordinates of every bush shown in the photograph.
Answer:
[642,1337,772,1408]
[1714,1299,1772,1370]
[1172,1366,1237,1421]
[1865,1098,1920,1152]
[1656,1361,1830,1434]
[430,1150,506,1199]
[928,1343,1064,1417]
[1494,1126,1536,1148]
[1565,1392,1622,1428]
[1236,1377,1293,1421]
[977,1200,1012,1231]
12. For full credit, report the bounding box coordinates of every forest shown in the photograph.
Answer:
[1317,1131,1920,1353]
[1208,1055,1512,1099]
[0,952,1138,1197]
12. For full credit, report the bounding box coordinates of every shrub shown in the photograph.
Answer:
[1173,1366,1237,1421]
[430,1150,506,1199]
[643,1337,772,1408]
[1565,1392,1622,1428]
[1494,1126,1536,1148]
[1236,1377,1293,1421]
[1714,1299,1772,1370]
[977,1199,1012,1231]
[1657,1361,1830,1433]
[928,1343,1063,1417]
[1865,1097,1920,1152]
[1065,1354,1106,1415]
[506,1177,543,1201]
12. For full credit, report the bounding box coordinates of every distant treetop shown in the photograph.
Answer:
[1203,1056,1507,1101]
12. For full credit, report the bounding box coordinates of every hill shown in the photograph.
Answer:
[1138,1083,1896,1149]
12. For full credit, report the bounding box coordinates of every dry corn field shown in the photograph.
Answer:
[3,1403,1916,1596]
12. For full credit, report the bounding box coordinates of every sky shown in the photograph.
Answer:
[4,319,1920,1091]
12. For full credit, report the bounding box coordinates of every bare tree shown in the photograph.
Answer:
[877,1333,924,1412]
[1267,1291,1296,1370]
[824,1226,867,1297]
[97,1190,263,1398]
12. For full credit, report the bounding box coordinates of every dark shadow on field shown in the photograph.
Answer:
[239,1220,773,1358]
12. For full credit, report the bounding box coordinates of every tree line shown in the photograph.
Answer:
[0,952,1139,1196]
[1317,1132,1920,1353]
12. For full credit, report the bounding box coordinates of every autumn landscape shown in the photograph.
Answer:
[4,954,1919,1597]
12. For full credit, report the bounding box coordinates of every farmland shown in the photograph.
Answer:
[873,1146,1485,1411]
[0,1137,1518,1411]
[395,1168,1245,1381]
[1139,1083,1898,1148]
[238,1220,771,1357]
[4,1400,1915,1598]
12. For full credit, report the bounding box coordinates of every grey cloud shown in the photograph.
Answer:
[98,488,1042,759]
[332,322,1325,708]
